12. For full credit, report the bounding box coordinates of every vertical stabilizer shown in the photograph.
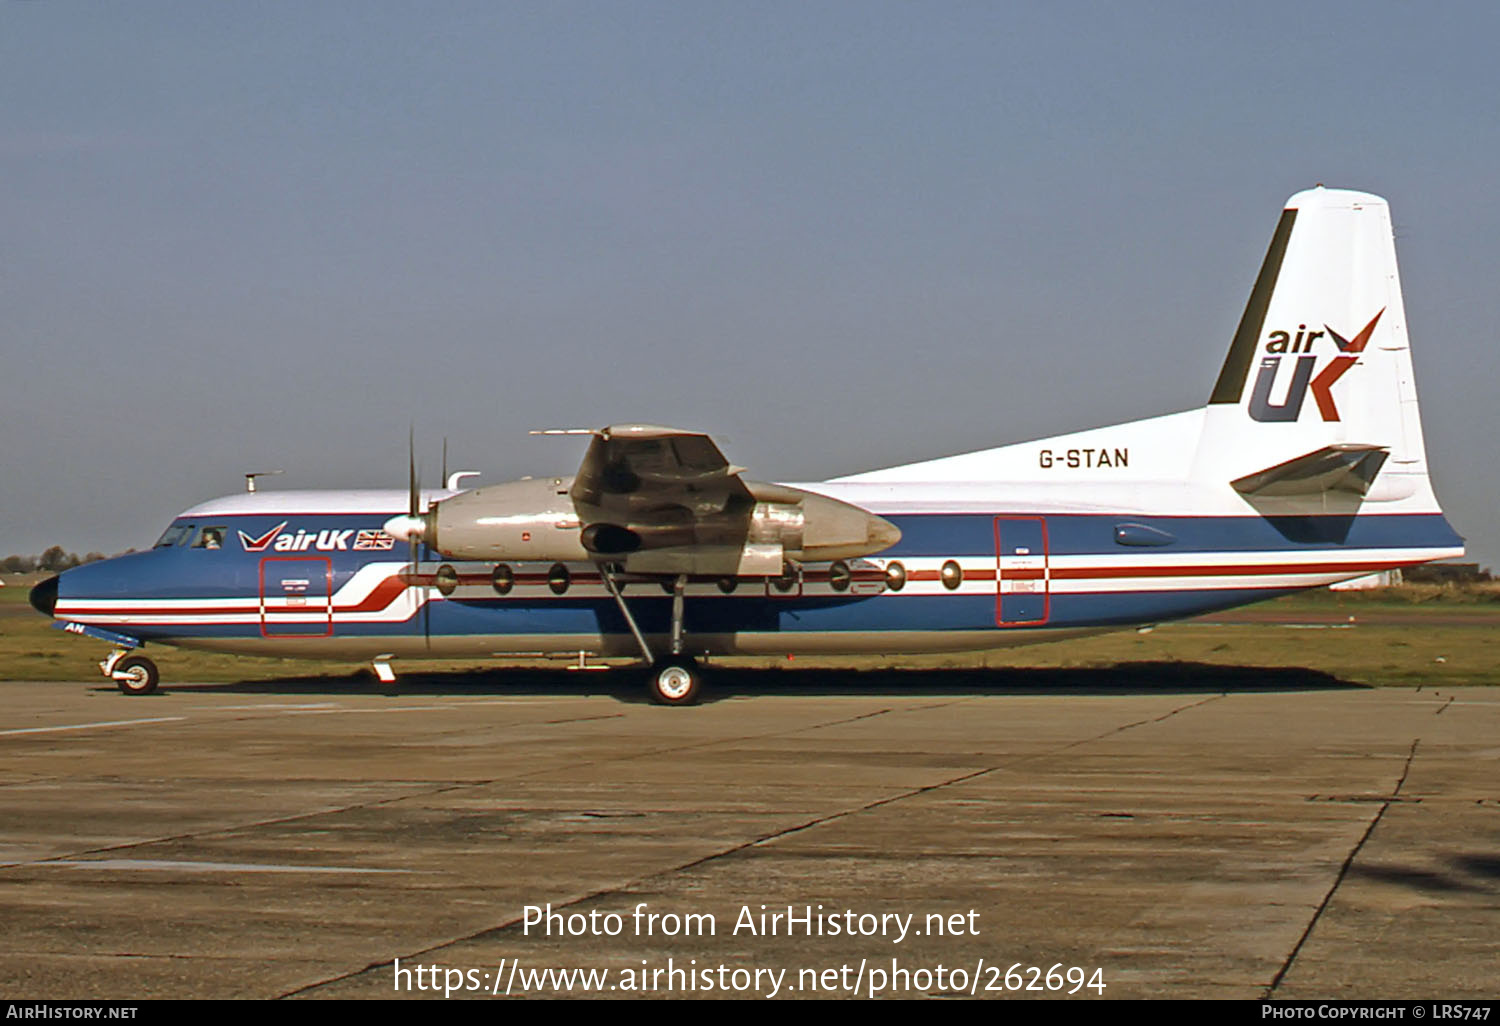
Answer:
[1194,187,1436,510]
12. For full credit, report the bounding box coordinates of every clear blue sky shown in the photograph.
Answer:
[3,2,1496,567]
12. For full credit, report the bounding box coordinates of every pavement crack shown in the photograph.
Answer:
[24,703,936,881]
[539,703,916,773]
[807,707,892,728]
[5,782,483,870]
[279,695,1229,998]
[1265,737,1421,997]
[541,713,626,725]
[1392,738,1420,794]
[1047,694,1224,756]
[275,762,999,999]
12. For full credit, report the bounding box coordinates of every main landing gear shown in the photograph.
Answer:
[102,650,159,695]
[649,657,702,706]
[600,567,705,705]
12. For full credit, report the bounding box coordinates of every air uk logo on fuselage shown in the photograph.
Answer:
[236,521,362,552]
[1248,308,1384,423]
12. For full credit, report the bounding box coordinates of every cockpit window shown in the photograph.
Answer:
[154,524,194,548]
[193,527,226,550]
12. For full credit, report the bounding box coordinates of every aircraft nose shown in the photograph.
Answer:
[29,574,59,617]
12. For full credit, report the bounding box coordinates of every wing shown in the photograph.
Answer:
[565,424,899,575]
[570,425,747,509]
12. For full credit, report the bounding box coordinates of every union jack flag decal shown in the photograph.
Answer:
[354,530,396,551]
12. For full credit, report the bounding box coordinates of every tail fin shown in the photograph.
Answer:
[1194,187,1438,511]
[836,184,1454,533]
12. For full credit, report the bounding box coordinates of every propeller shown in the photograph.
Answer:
[386,427,433,649]
[383,426,430,551]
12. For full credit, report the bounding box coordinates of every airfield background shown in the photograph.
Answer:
[2,0,1497,1004]
[1,3,1496,574]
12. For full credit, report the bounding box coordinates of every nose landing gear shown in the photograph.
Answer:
[102,651,160,695]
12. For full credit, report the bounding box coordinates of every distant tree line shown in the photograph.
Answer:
[1404,562,1493,584]
[1,547,110,573]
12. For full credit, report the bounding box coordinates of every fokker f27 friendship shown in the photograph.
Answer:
[31,188,1464,703]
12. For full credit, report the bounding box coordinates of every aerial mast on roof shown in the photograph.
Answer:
[243,470,284,493]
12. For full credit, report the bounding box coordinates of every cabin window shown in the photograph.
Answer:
[941,560,963,590]
[828,560,851,592]
[548,563,571,595]
[491,564,514,595]
[193,527,226,550]
[885,561,906,591]
[772,563,798,593]
[435,564,459,597]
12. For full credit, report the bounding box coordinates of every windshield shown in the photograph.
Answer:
[153,523,194,549]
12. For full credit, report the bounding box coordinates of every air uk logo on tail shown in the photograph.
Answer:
[1248,308,1384,423]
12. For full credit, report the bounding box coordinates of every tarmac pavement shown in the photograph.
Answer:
[0,676,1495,1000]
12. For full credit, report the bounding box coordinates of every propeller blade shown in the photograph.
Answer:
[408,426,419,518]
[408,427,419,576]
[383,427,435,555]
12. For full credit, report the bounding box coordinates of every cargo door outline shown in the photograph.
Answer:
[259,557,333,637]
[995,517,1049,626]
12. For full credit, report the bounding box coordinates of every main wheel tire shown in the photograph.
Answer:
[114,655,159,696]
[649,659,701,706]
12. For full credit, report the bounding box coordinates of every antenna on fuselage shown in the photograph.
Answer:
[244,470,284,493]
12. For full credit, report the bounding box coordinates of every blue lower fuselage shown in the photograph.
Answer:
[42,509,1464,661]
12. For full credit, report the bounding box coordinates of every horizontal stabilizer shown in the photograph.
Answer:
[1231,444,1388,498]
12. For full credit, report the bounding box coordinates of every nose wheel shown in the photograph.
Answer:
[649,659,701,706]
[111,655,160,696]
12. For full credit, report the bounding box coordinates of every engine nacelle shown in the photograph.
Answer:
[386,476,900,575]
[401,477,592,563]
[782,491,901,561]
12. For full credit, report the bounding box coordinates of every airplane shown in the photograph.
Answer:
[29,187,1464,705]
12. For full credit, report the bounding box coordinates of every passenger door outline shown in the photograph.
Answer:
[995,517,1049,627]
[259,556,333,637]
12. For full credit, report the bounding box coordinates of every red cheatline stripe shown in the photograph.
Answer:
[910,569,1001,582]
[61,573,408,618]
[59,604,250,617]
[54,558,1426,618]
[1049,559,1405,580]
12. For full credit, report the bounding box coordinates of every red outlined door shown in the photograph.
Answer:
[995,517,1049,626]
[259,557,333,637]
